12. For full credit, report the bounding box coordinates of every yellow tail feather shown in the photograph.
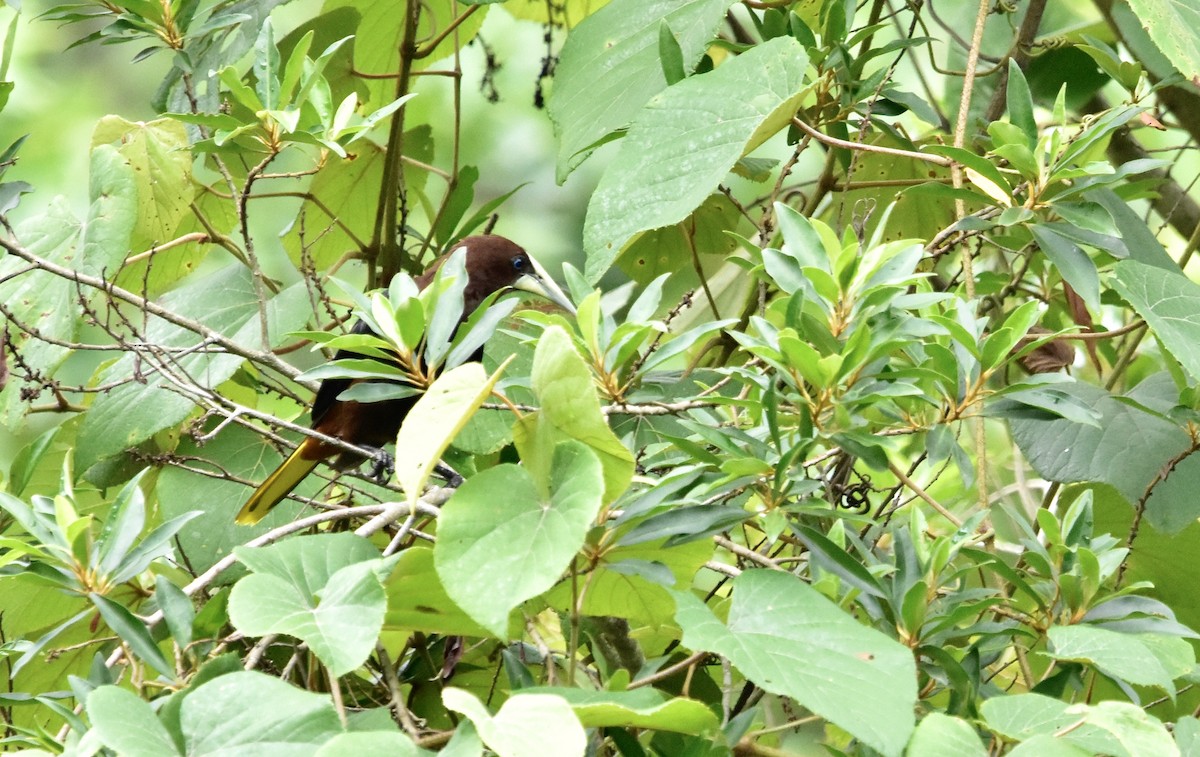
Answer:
[235,442,321,525]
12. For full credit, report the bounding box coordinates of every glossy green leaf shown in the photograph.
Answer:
[1047,625,1193,697]
[88,686,182,757]
[315,732,420,757]
[1006,58,1037,145]
[91,116,192,253]
[550,0,736,180]
[95,470,148,578]
[583,36,809,281]
[394,360,508,508]
[906,713,986,757]
[75,268,301,474]
[1145,453,1200,534]
[155,575,194,651]
[619,503,749,546]
[1009,375,1189,506]
[90,593,175,680]
[1030,224,1099,313]
[658,19,685,85]
[1088,189,1176,269]
[436,441,603,636]
[513,326,633,503]
[253,21,280,109]
[1112,260,1200,383]
[228,533,395,676]
[538,687,718,734]
[443,687,586,757]
[384,546,491,637]
[675,569,917,756]
[180,671,344,752]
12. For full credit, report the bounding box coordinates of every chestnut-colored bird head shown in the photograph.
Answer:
[417,235,576,315]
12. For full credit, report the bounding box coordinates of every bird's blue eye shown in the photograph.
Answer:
[512,256,526,270]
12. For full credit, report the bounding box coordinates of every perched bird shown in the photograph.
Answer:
[235,235,575,525]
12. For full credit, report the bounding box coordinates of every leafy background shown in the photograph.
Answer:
[3,0,1200,756]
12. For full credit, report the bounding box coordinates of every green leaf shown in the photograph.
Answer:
[1053,106,1142,176]
[296,357,408,383]
[617,193,743,285]
[228,534,395,676]
[658,20,686,85]
[394,360,508,508]
[619,503,749,546]
[924,145,1013,206]
[179,671,344,752]
[793,525,887,599]
[989,385,1103,427]
[1088,189,1176,270]
[1079,702,1180,757]
[674,569,917,756]
[513,326,634,504]
[253,20,280,110]
[1174,716,1200,756]
[218,64,263,111]
[544,538,712,628]
[384,546,491,637]
[764,203,834,291]
[1007,736,1093,757]
[95,470,149,578]
[431,165,480,250]
[1009,375,1189,506]
[1006,58,1037,146]
[88,686,182,757]
[1121,0,1200,79]
[537,687,719,734]
[443,687,586,757]
[315,732,420,757]
[1047,625,1184,696]
[278,30,314,107]
[436,441,603,637]
[1145,453,1200,534]
[91,116,193,254]
[549,0,737,180]
[73,266,272,473]
[80,144,138,277]
[1029,224,1099,313]
[159,422,313,572]
[0,202,83,424]
[583,36,809,282]
[422,249,471,366]
[981,693,1098,744]
[282,141,393,269]
[1112,259,1200,383]
[90,593,175,681]
[155,575,194,651]
[906,713,987,757]
[982,693,1178,756]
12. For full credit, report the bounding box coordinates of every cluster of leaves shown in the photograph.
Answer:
[6,0,1200,756]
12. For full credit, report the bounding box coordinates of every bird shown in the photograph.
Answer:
[235,234,575,525]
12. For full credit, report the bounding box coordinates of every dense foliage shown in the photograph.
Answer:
[3,0,1200,755]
